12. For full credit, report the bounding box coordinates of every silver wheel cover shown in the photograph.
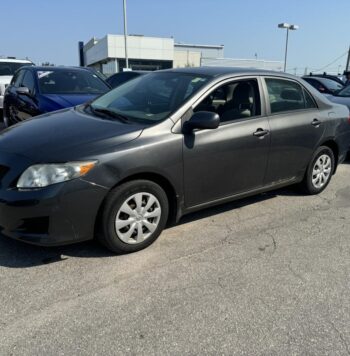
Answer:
[115,192,162,244]
[312,154,332,189]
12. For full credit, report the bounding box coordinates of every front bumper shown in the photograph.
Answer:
[0,152,108,246]
[0,180,108,246]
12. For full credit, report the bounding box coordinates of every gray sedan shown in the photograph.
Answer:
[0,67,350,253]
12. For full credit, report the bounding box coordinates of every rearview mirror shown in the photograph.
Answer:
[184,111,220,132]
[16,86,31,96]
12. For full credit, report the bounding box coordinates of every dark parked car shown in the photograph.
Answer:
[106,70,147,88]
[307,73,345,86]
[302,75,344,95]
[3,66,111,126]
[0,68,349,253]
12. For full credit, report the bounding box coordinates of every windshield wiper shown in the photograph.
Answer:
[87,105,130,123]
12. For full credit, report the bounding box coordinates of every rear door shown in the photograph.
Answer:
[183,77,271,208]
[262,77,324,185]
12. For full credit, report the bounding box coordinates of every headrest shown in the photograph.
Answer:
[281,89,302,101]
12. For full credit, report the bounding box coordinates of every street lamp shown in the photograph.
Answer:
[278,23,299,72]
[123,0,129,69]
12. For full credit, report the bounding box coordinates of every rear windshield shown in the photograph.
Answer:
[0,62,33,76]
[37,69,110,95]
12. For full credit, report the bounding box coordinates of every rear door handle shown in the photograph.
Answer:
[311,118,321,127]
[253,128,269,138]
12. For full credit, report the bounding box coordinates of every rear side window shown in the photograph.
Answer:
[303,89,317,109]
[265,78,312,114]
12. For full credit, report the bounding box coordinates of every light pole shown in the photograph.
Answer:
[278,23,299,72]
[123,0,129,69]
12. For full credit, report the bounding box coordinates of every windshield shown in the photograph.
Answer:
[0,62,33,76]
[38,69,110,95]
[336,85,350,97]
[90,72,210,123]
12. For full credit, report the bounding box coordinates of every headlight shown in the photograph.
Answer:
[17,161,97,189]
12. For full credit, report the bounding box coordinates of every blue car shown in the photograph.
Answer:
[3,66,111,126]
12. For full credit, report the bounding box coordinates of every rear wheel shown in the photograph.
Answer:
[302,146,335,195]
[98,180,169,253]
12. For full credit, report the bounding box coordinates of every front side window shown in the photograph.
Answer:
[194,79,261,123]
[21,71,35,94]
[91,72,210,123]
[12,70,26,87]
[37,69,110,95]
[265,78,309,113]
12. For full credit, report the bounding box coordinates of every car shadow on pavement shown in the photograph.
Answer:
[0,234,116,269]
[0,187,298,269]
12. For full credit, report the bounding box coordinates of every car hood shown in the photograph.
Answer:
[0,75,12,85]
[0,108,145,162]
[42,93,100,109]
[326,95,350,109]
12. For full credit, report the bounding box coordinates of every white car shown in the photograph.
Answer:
[0,57,34,112]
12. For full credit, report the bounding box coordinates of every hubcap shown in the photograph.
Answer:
[115,192,161,244]
[312,154,332,189]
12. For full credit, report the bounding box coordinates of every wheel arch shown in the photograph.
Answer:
[319,139,339,173]
[94,172,180,237]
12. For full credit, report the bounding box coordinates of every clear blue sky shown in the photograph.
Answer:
[2,0,349,74]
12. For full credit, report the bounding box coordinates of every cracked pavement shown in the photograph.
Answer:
[1,155,350,355]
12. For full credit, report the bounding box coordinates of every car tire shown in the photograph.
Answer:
[302,146,335,195]
[98,180,169,253]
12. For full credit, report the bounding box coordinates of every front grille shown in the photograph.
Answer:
[16,217,50,235]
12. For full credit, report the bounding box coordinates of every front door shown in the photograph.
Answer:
[183,78,271,208]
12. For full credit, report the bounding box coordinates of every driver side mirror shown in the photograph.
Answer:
[184,111,220,133]
[16,86,31,97]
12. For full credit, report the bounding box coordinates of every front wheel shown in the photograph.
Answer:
[98,180,169,253]
[302,146,335,195]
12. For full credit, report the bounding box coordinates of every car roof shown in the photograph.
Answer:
[0,58,33,63]
[160,67,300,80]
[27,66,93,72]
[161,66,293,79]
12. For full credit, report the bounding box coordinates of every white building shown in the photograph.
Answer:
[80,34,283,75]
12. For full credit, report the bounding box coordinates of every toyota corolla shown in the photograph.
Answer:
[0,67,349,253]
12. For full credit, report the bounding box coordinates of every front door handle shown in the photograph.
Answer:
[311,118,321,127]
[253,128,269,138]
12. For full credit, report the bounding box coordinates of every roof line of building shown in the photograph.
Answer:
[203,57,283,63]
[175,43,224,49]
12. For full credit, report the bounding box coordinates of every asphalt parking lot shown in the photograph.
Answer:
[1,120,350,355]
